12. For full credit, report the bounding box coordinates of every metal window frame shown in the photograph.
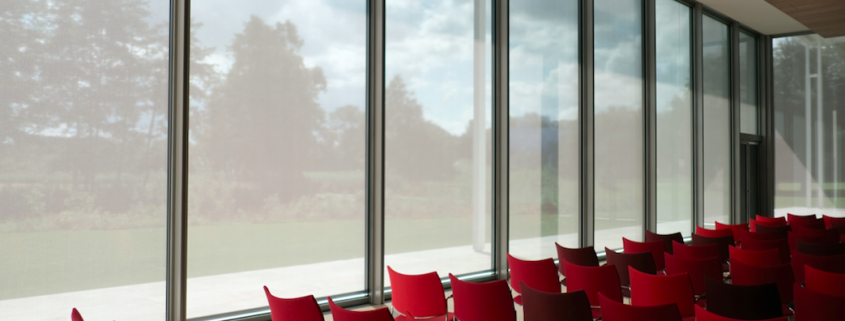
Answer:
[162,0,775,320]
[731,21,742,224]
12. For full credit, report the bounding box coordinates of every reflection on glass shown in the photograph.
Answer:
[702,16,731,225]
[188,1,367,317]
[655,0,692,235]
[384,0,493,278]
[594,0,643,249]
[773,34,845,218]
[508,0,579,259]
[0,1,168,320]
[740,32,758,134]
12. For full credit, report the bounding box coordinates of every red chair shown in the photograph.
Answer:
[729,245,781,266]
[792,225,839,236]
[740,229,784,241]
[598,293,683,321]
[741,237,790,263]
[386,266,451,321]
[664,252,722,296]
[706,277,783,320]
[628,267,696,319]
[623,238,666,270]
[751,218,787,232]
[730,259,795,307]
[715,222,747,243]
[449,274,515,321]
[796,240,845,256]
[790,250,845,284]
[793,284,845,321]
[790,218,826,230]
[788,213,818,224]
[691,234,733,263]
[71,308,84,321]
[694,304,787,321]
[605,248,656,293]
[822,215,845,228]
[506,254,560,305]
[264,286,324,321]
[805,265,845,297]
[555,243,599,284]
[696,226,734,239]
[645,230,684,255]
[563,261,622,318]
[788,231,839,249]
[672,241,719,260]
[329,297,393,321]
[520,283,592,321]
[755,224,791,238]
[757,215,787,224]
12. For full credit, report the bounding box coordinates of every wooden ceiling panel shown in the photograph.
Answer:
[766,0,845,37]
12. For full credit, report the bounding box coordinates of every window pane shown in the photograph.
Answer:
[655,0,692,235]
[384,0,493,278]
[594,0,643,249]
[774,34,845,218]
[740,32,758,134]
[0,1,169,319]
[702,16,731,225]
[509,0,580,259]
[187,1,367,317]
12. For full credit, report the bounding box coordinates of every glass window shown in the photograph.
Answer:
[187,1,367,318]
[594,0,643,250]
[508,0,580,259]
[0,1,169,319]
[740,32,758,134]
[655,0,692,236]
[383,0,493,278]
[702,16,731,226]
[773,34,845,218]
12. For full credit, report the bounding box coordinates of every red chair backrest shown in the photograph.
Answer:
[605,247,656,286]
[645,230,684,255]
[555,243,599,276]
[664,252,721,295]
[805,265,845,297]
[729,259,795,305]
[628,267,696,317]
[741,237,790,263]
[787,213,818,224]
[789,231,839,249]
[672,241,719,260]
[329,297,393,321]
[793,284,845,321]
[386,266,447,318]
[598,293,683,321]
[697,226,734,238]
[796,240,845,256]
[790,218,826,230]
[740,229,784,241]
[715,222,748,243]
[694,304,787,321]
[520,283,592,321]
[755,224,791,238]
[622,238,666,270]
[790,250,845,284]
[71,308,84,321]
[562,261,622,306]
[822,215,845,229]
[757,215,787,224]
[449,274,515,321]
[751,218,787,232]
[507,254,560,295]
[729,245,782,266]
[691,234,733,262]
[264,286,324,321]
[792,224,838,235]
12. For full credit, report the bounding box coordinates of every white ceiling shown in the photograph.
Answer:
[697,0,809,35]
